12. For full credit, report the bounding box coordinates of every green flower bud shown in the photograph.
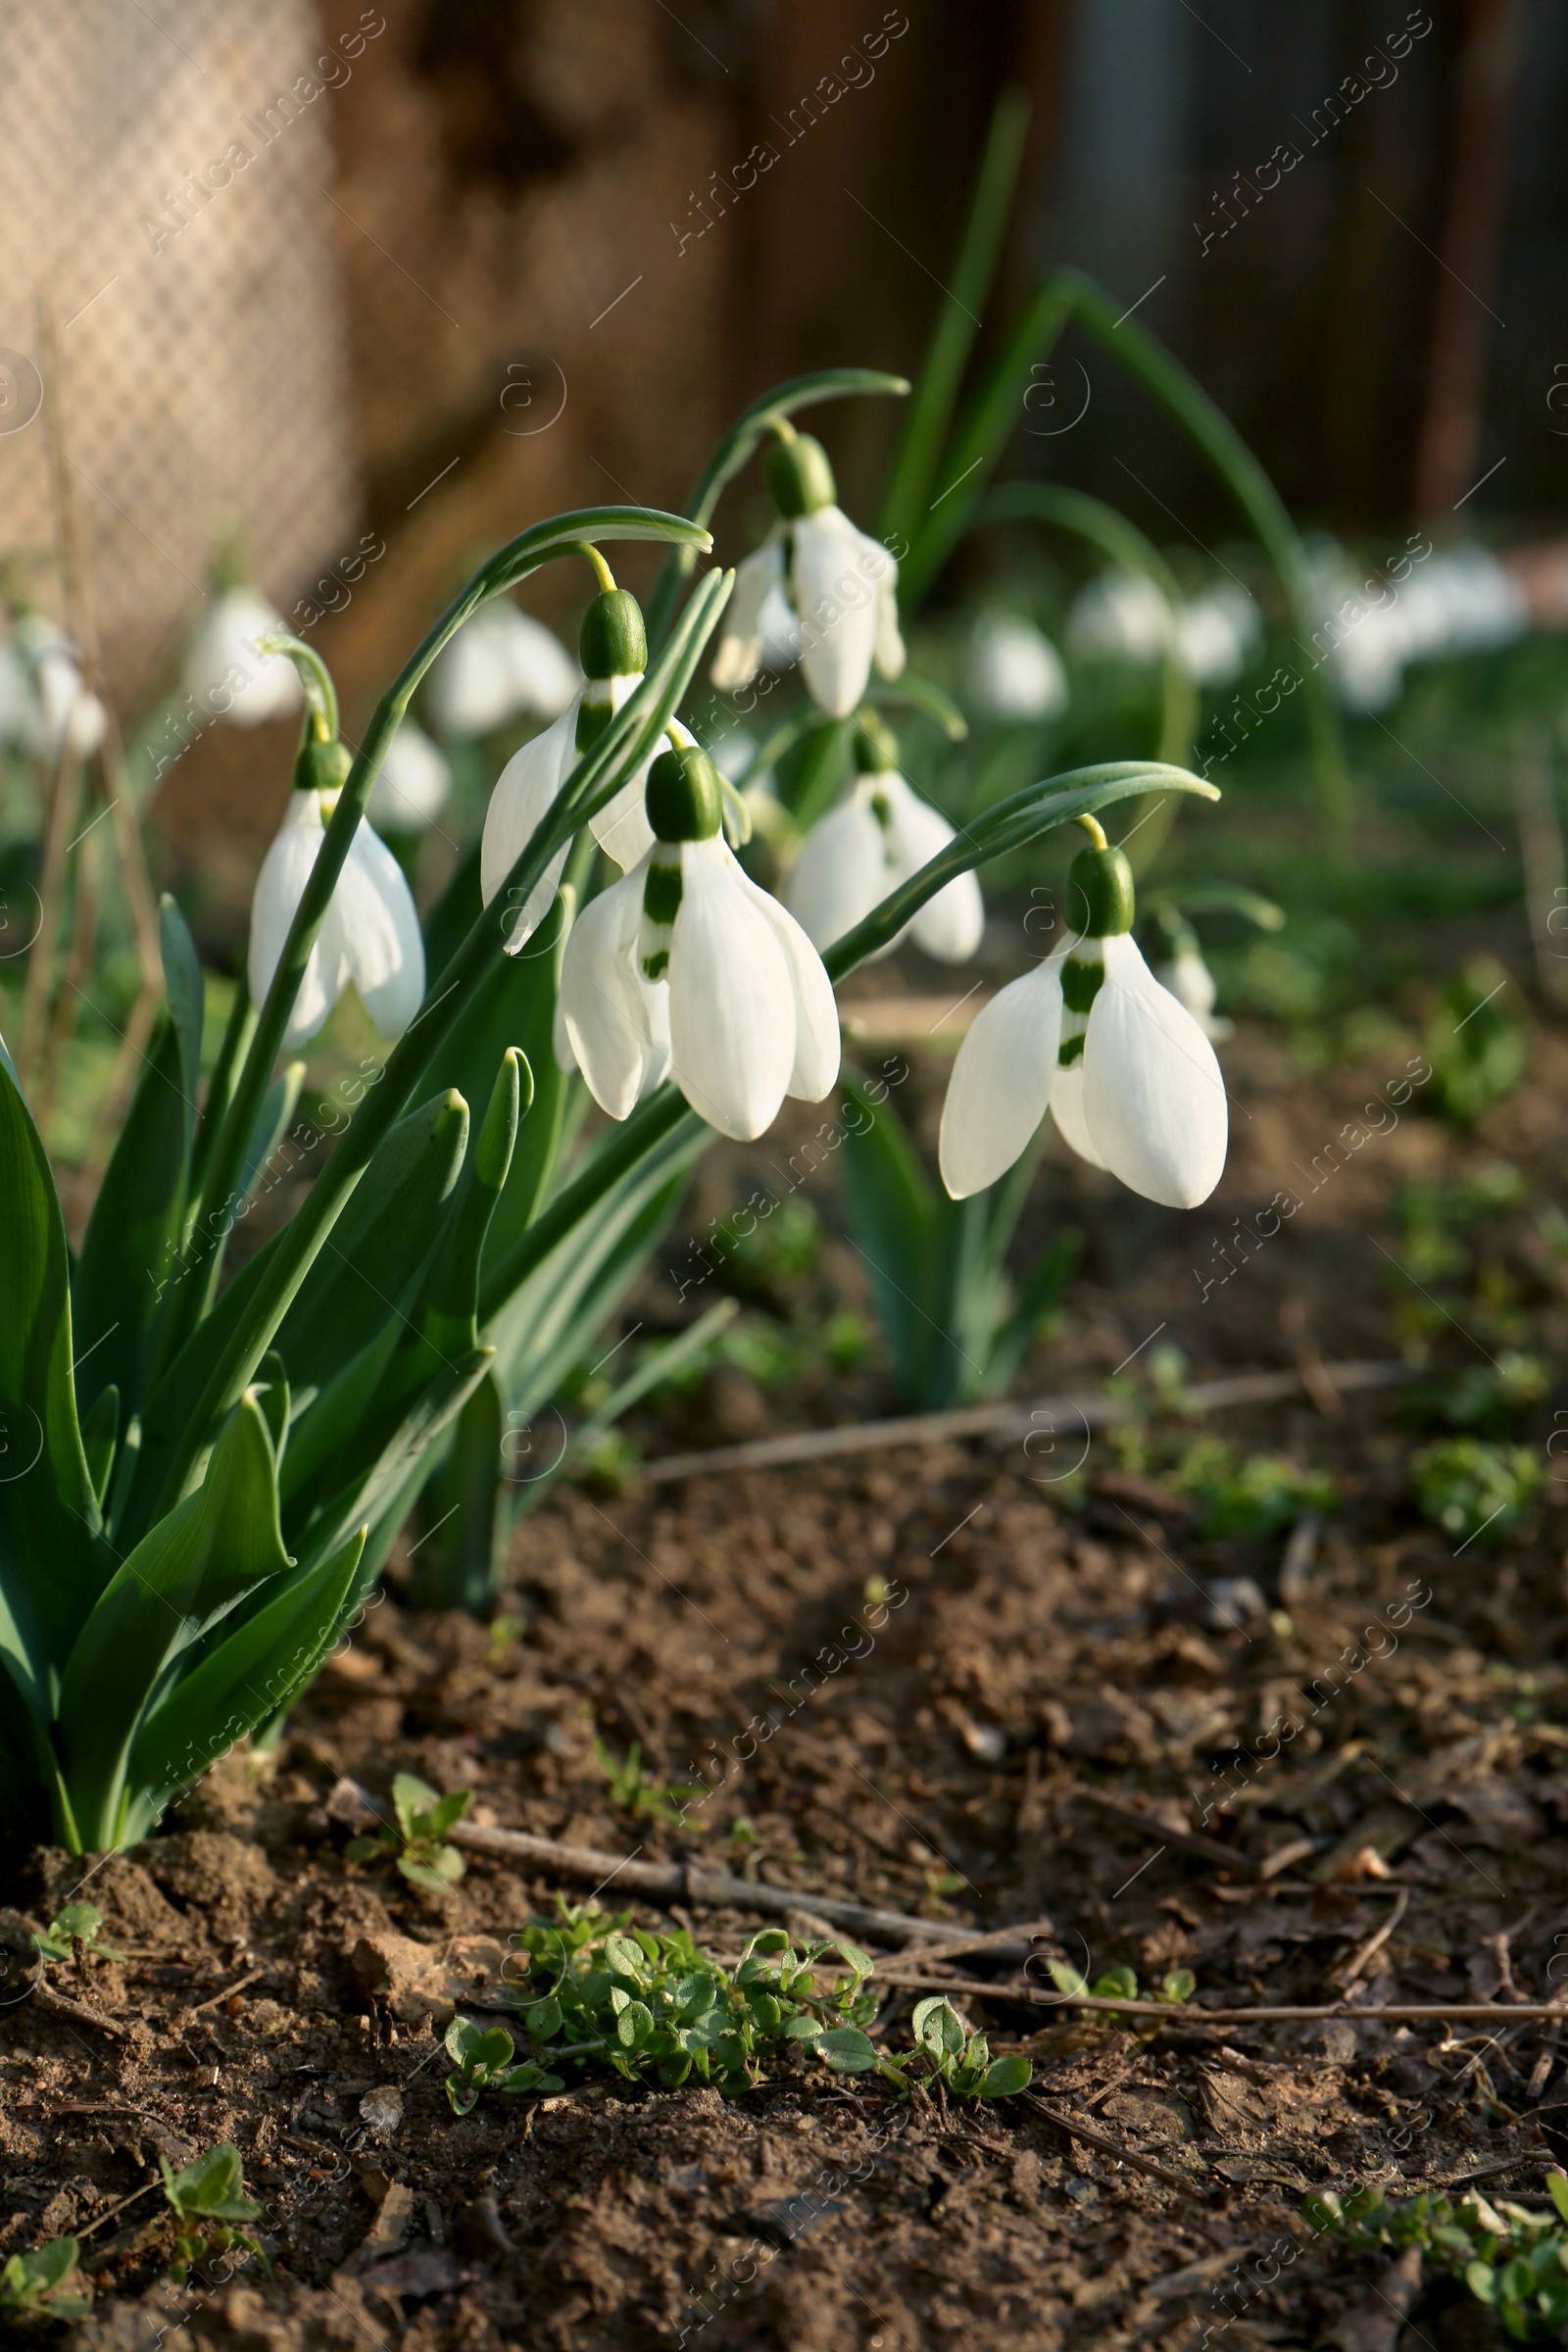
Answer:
[763,431,837,520]
[1065,844,1135,938]
[293,734,354,796]
[852,710,900,774]
[646,746,722,843]
[579,588,647,680]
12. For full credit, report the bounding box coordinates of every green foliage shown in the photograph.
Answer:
[31,1902,119,1965]
[347,1772,470,1894]
[159,2144,267,2285]
[1409,1437,1542,1545]
[836,1072,1080,1410]
[1174,1439,1336,1540]
[1405,1351,1547,1438]
[1426,957,1527,1125]
[444,1905,1033,2105]
[592,1736,704,1829]
[1305,2179,1568,2343]
[0,2236,90,2325]
[1043,1959,1195,2009]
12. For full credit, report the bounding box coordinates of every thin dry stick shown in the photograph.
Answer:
[1028,2096,1190,2188]
[1072,1787,1262,1880]
[1334,1887,1410,1990]
[640,1361,1416,1484]
[33,785,107,1133]
[15,733,84,1081]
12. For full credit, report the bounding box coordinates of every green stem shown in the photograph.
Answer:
[879,87,1031,551]
[150,563,727,1520]
[644,369,908,646]
[257,635,338,739]
[176,510,708,1340]
[186,972,254,1209]
[577,544,616,594]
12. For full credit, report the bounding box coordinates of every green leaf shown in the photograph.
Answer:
[526,1995,563,2041]
[56,1393,291,1850]
[235,1057,306,1206]
[408,1369,506,1614]
[979,2055,1032,2098]
[879,88,1030,548]
[0,1056,102,1713]
[617,1999,654,2048]
[646,369,908,644]
[123,1529,366,1839]
[864,672,970,742]
[81,1385,119,1509]
[911,1996,965,2058]
[605,1933,647,1984]
[163,2144,260,2222]
[1091,1967,1139,2002]
[814,2026,879,2075]
[837,1074,939,1404]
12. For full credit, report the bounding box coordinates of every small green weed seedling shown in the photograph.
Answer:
[593,1736,705,1830]
[159,2145,268,2285]
[444,2017,564,2112]
[0,2236,90,2324]
[1175,1439,1336,1541]
[444,1906,1034,2105]
[1409,1437,1542,1546]
[1044,1960,1196,2010]
[1306,2176,1568,2343]
[347,1772,470,1893]
[31,1902,121,1965]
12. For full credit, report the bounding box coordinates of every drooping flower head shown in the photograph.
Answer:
[939,821,1226,1208]
[481,569,677,953]
[365,718,452,835]
[786,710,983,964]
[710,426,904,719]
[561,744,839,1142]
[426,600,579,738]
[248,644,424,1052]
[964,612,1069,725]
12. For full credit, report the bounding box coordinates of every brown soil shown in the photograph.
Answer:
[5,1020,1568,2352]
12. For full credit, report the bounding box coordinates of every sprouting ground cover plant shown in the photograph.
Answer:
[30,1900,120,1965]
[0,2235,91,2325]
[592,1736,705,1829]
[346,1771,470,1893]
[445,1904,1034,2104]
[1306,2178,1568,2343]
[1410,1437,1542,1546]
[159,2144,268,2285]
[1173,1440,1337,1541]
[1426,956,1527,1126]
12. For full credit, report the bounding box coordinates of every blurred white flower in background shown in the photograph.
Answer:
[1308,538,1529,714]
[1172,583,1261,689]
[9,617,108,760]
[1065,569,1172,666]
[185,588,303,727]
[427,602,579,738]
[1156,940,1233,1042]
[965,613,1069,723]
[365,719,452,834]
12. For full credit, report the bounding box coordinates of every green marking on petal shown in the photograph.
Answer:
[1060,956,1105,1014]
[1057,1031,1086,1066]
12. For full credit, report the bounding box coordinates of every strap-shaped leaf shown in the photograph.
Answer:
[0,1056,101,1710]
[408,1371,505,1613]
[295,1348,495,1570]
[837,1073,940,1404]
[123,1527,366,1841]
[73,1014,189,1425]
[124,1088,470,1540]
[57,1392,291,1850]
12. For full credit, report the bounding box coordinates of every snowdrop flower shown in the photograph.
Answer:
[1156,941,1233,1043]
[965,612,1069,725]
[1065,570,1172,666]
[427,601,578,737]
[0,639,33,748]
[786,714,982,964]
[14,616,108,760]
[710,428,904,719]
[562,744,839,1141]
[481,586,682,952]
[939,825,1226,1208]
[249,734,424,1053]
[185,588,303,727]
[365,719,451,833]
[1173,585,1261,690]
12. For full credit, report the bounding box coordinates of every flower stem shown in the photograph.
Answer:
[1074,813,1108,850]
[256,635,338,740]
[577,543,617,594]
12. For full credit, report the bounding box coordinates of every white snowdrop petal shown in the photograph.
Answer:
[710,540,783,693]
[965,615,1068,723]
[337,818,426,1039]
[500,608,580,718]
[249,794,339,1050]
[738,865,841,1102]
[428,610,517,737]
[872,554,906,682]
[586,674,661,872]
[784,792,888,952]
[667,838,795,1139]
[1084,932,1228,1207]
[561,867,659,1121]
[879,773,984,964]
[480,705,575,949]
[791,507,881,719]
[938,965,1062,1199]
[1047,1059,1107,1170]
